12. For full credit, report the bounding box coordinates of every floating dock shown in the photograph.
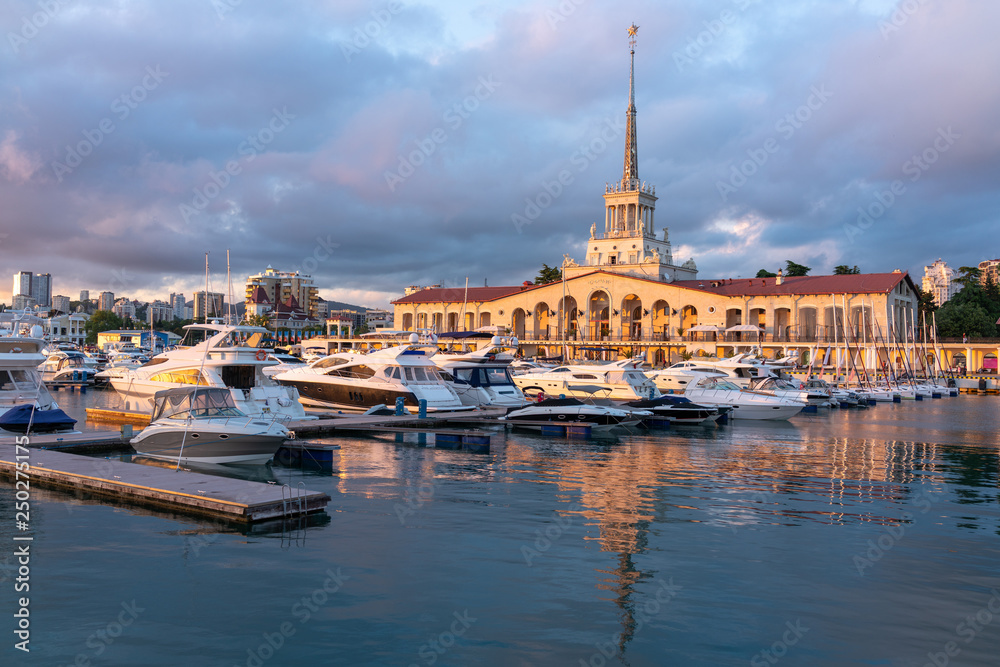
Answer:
[1,430,131,453]
[0,444,330,523]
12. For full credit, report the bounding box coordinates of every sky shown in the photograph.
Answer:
[1,0,998,309]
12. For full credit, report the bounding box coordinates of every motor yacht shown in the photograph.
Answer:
[99,323,308,421]
[0,317,76,434]
[748,377,831,406]
[273,334,467,413]
[432,335,526,408]
[261,352,308,379]
[512,358,659,401]
[37,350,97,385]
[500,397,646,432]
[683,376,805,420]
[130,387,288,465]
[620,395,719,425]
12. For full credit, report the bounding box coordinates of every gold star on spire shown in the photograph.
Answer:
[628,23,639,49]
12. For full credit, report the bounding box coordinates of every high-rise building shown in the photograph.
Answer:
[52,295,71,314]
[98,291,115,312]
[12,294,36,310]
[112,298,136,319]
[79,289,90,302]
[245,266,319,318]
[12,271,32,300]
[979,258,1000,287]
[193,291,225,321]
[31,273,51,307]
[169,293,186,320]
[147,300,174,323]
[922,259,960,306]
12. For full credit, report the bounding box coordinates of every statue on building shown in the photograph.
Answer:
[562,254,579,267]
[662,228,669,243]
[590,222,596,238]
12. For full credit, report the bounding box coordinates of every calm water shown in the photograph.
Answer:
[3,392,999,666]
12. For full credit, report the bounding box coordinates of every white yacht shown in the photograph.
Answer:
[37,350,97,385]
[273,334,467,413]
[748,377,832,406]
[99,323,308,421]
[433,335,526,408]
[131,387,289,465]
[683,376,805,421]
[501,398,646,433]
[664,356,777,388]
[261,352,308,379]
[646,366,727,394]
[512,358,660,401]
[0,317,76,433]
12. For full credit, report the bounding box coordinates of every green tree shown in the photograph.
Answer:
[785,261,811,276]
[953,266,982,291]
[84,311,124,345]
[935,303,996,338]
[914,285,937,322]
[833,265,861,275]
[244,313,271,328]
[534,264,562,284]
[755,269,777,278]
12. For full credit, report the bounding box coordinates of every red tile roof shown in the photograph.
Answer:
[671,272,914,296]
[248,285,270,304]
[392,286,526,305]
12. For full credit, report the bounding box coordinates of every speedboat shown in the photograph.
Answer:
[273,334,468,413]
[433,335,526,408]
[0,317,77,434]
[683,376,805,421]
[500,397,646,432]
[620,395,719,425]
[99,323,308,421]
[748,377,828,406]
[130,387,288,465]
[37,350,97,385]
[512,358,659,401]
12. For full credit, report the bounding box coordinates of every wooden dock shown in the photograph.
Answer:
[1,430,132,453]
[0,444,330,523]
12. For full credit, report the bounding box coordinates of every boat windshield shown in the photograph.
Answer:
[152,389,245,421]
[0,369,40,393]
[698,377,742,391]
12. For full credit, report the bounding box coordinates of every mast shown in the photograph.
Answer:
[204,252,210,324]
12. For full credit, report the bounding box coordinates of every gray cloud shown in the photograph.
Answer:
[2,0,999,307]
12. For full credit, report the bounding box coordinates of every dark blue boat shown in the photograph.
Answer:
[0,404,77,433]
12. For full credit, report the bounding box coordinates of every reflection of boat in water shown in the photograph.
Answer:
[501,397,647,432]
[130,387,289,465]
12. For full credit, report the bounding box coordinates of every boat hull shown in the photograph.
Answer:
[131,429,285,465]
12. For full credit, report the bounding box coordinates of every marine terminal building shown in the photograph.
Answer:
[392,26,923,366]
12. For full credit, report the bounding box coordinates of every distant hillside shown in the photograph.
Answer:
[323,300,369,312]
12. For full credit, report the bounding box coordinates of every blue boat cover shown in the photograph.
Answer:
[0,404,77,433]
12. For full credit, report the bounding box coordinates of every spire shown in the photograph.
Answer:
[622,23,639,186]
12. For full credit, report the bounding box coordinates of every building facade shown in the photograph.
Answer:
[52,294,71,314]
[169,293,186,319]
[112,298,136,319]
[922,259,960,306]
[79,289,90,303]
[979,258,1000,287]
[193,291,225,321]
[31,273,51,307]
[46,312,89,347]
[245,266,320,319]
[98,291,115,312]
[392,26,920,365]
[12,271,32,301]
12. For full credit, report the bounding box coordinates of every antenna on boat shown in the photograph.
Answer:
[226,248,234,325]
[204,252,210,324]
